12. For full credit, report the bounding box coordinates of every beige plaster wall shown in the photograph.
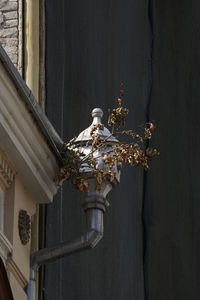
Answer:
[12,175,35,281]
[24,0,39,100]
[0,148,37,299]
[6,174,36,300]
[9,273,27,300]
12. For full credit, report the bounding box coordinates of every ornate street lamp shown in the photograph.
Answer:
[28,108,121,300]
[28,98,159,300]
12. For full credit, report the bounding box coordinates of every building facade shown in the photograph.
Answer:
[1,1,200,300]
[0,43,61,299]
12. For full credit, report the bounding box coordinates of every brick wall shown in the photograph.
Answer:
[0,0,22,73]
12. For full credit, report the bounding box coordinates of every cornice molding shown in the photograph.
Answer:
[0,62,59,203]
[0,231,12,263]
[6,257,28,289]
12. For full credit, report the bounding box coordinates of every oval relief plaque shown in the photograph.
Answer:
[18,210,31,245]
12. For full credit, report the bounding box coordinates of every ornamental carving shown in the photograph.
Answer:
[0,150,15,188]
[18,210,31,245]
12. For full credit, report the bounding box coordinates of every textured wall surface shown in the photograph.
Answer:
[143,1,200,299]
[45,0,151,299]
[45,0,200,300]
[0,0,22,72]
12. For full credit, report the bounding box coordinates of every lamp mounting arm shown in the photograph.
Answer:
[30,207,104,270]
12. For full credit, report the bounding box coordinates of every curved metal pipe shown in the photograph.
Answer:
[27,189,112,300]
[30,208,104,270]
[27,269,36,300]
[28,208,104,300]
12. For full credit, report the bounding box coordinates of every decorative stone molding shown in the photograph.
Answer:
[0,60,59,203]
[6,256,28,289]
[0,150,15,188]
[0,230,12,263]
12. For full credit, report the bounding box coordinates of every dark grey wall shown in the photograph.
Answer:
[44,1,200,300]
[143,1,200,299]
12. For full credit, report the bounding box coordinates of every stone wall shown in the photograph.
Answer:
[0,0,22,73]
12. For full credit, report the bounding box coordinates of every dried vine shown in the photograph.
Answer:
[55,86,159,193]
